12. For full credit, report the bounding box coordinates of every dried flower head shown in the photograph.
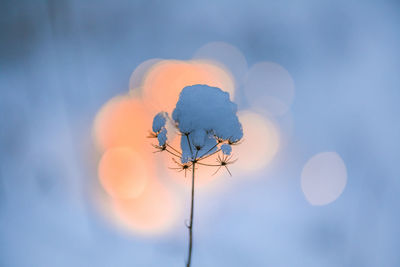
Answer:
[149,84,243,267]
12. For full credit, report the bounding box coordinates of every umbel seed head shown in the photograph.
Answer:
[150,84,242,174]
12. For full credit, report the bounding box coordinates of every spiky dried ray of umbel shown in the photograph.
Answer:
[169,158,193,177]
[147,131,158,139]
[149,138,240,267]
[214,154,238,176]
[151,142,184,159]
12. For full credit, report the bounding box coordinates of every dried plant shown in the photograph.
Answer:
[149,85,243,267]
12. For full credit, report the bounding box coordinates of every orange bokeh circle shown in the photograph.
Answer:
[142,60,235,113]
[93,96,152,152]
[111,179,179,235]
[98,147,148,199]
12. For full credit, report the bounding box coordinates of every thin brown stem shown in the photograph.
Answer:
[166,143,182,155]
[198,142,219,158]
[197,149,221,161]
[186,134,194,158]
[165,148,181,158]
[186,161,196,267]
[224,166,232,176]
[212,165,222,176]
[196,162,221,167]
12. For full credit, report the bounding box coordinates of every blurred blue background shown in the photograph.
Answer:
[1,0,400,266]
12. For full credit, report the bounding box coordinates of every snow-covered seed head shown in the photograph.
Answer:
[150,84,242,178]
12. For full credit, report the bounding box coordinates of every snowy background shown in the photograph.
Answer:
[1,0,400,266]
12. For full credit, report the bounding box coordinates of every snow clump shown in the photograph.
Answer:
[152,112,167,133]
[221,144,232,155]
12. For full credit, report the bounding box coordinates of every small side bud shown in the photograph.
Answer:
[157,128,167,146]
[152,112,168,133]
[221,144,232,155]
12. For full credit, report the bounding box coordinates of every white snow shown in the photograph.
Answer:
[152,112,167,133]
[192,129,207,148]
[172,84,242,142]
[180,133,217,163]
[221,144,232,155]
[157,127,167,146]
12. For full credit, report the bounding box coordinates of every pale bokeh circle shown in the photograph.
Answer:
[142,60,235,113]
[129,58,161,96]
[301,152,347,206]
[244,62,295,116]
[193,41,248,85]
[141,59,235,113]
[233,111,280,173]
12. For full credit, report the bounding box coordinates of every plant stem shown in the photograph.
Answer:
[198,142,219,158]
[165,148,182,158]
[186,134,194,158]
[197,148,221,161]
[186,161,195,267]
[166,143,182,155]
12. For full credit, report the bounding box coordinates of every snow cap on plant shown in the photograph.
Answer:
[221,144,232,155]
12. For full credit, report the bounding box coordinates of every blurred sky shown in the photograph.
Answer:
[1,0,400,266]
